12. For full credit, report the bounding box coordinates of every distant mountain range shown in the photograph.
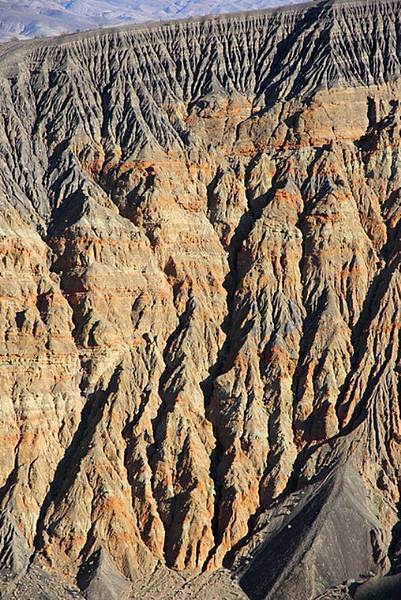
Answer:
[0,0,304,42]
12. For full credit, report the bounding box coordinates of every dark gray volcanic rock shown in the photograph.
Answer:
[1,1,401,599]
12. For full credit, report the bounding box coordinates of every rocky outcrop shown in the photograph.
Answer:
[1,0,401,597]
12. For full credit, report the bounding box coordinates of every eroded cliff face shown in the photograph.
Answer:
[1,1,401,598]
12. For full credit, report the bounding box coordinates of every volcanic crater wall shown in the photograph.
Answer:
[1,1,401,598]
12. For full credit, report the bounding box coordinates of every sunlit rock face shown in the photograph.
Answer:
[2,1,401,598]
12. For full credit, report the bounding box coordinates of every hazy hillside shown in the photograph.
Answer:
[0,0,304,41]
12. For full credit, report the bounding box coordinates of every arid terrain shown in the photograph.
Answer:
[0,0,305,42]
[1,0,401,598]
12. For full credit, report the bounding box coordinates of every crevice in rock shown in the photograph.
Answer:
[145,293,195,561]
[30,363,123,562]
[290,146,325,446]
[201,160,282,563]
[335,225,401,433]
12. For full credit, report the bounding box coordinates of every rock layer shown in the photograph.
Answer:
[1,0,401,598]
